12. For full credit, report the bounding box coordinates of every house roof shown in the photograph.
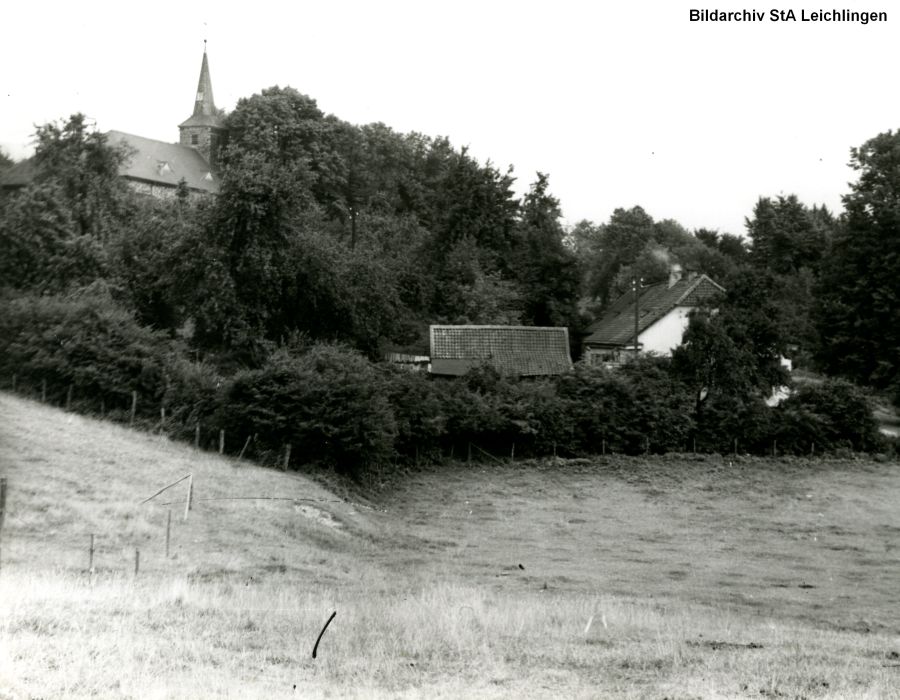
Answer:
[1,132,219,194]
[429,325,573,377]
[106,131,219,193]
[583,274,725,348]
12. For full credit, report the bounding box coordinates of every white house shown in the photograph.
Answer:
[582,265,725,365]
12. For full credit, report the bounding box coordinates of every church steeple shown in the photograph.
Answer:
[179,44,225,169]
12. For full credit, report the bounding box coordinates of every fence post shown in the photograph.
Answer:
[183,475,193,521]
[100,398,105,418]
[773,439,777,458]
[238,435,252,460]
[130,391,137,427]
[645,437,650,455]
[0,478,7,575]
[88,534,95,572]
[11,374,16,392]
[811,441,815,456]
[510,442,515,462]
[165,510,171,559]
[66,385,73,411]
[134,549,140,577]
[41,379,47,403]
[733,438,738,457]
[160,406,166,432]
[467,442,472,464]
[219,429,225,455]
[283,443,292,471]
[195,423,201,449]
[692,437,697,455]
[601,439,606,456]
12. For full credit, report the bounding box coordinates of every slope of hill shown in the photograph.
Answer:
[1,392,899,699]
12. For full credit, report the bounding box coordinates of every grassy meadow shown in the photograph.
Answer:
[1,392,899,698]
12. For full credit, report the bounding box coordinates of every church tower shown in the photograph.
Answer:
[179,44,225,169]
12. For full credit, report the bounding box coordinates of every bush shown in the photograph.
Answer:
[0,289,170,413]
[772,379,884,453]
[219,344,397,475]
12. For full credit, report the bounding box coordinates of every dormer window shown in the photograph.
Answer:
[157,161,172,175]
[203,172,213,181]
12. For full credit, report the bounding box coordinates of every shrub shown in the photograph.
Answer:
[772,379,884,453]
[0,289,169,412]
[219,344,397,475]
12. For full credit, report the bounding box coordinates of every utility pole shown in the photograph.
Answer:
[632,276,643,359]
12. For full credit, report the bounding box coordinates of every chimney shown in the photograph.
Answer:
[668,263,683,288]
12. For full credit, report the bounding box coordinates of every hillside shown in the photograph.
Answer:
[1,392,900,699]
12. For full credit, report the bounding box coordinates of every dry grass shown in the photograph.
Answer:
[1,392,899,698]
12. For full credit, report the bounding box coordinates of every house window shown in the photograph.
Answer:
[191,134,199,146]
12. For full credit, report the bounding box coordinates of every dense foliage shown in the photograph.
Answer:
[0,96,894,480]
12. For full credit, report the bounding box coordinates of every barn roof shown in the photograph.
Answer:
[429,325,573,377]
[584,274,724,348]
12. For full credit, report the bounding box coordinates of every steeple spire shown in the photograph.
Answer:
[192,43,217,118]
[179,44,225,168]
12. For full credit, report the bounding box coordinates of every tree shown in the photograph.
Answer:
[816,130,900,402]
[31,113,133,240]
[745,195,831,275]
[512,173,580,327]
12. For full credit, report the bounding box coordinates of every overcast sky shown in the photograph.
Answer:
[2,0,898,235]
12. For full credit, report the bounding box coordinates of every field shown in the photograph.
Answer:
[1,391,899,699]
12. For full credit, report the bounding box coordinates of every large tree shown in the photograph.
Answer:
[816,130,900,401]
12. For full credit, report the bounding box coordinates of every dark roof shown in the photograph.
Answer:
[429,325,573,377]
[107,131,219,193]
[583,275,725,348]
[0,158,37,188]
[1,132,219,194]
[179,50,224,130]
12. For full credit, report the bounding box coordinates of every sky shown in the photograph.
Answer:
[2,0,899,236]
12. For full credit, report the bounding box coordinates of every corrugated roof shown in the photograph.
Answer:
[107,131,219,193]
[429,325,573,377]
[584,275,725,347]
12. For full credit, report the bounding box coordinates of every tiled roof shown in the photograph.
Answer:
[429,325,573,377]
[1,132,219,194]
[106,131,219,193]
[583,275,724,347]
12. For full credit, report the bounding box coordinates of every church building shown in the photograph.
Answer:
[2,47,224,198]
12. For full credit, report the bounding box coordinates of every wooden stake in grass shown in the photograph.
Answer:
[238,435,252,460]
[130,391,137,427]
[195,423,201,449]
[601,439,606,456]
[100,398,105,417]
[165,510,171,559]
[467,442,472,464]
[134,549,140,577]
[41,379,47,403]
[733,437,738,457]
[283,443,292,471]
[160,406,166,432]
[11,374,16,392]
[510,442,515,461]
[773,439,777,458]
[0,477,7,575]
[66,384,73,411]
[219,429,225,455]
[88,534,95,573]
[184,475,193,521]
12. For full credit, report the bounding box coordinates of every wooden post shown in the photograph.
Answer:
[467,442,472,464]
[810,441,815,456]
[195,423,201,448]
[11,374,16,392]
[510,442,515,461]
[134,549,140,577]
[88,534,95,572]
[283,443,292,471]
[41,379,47,403]
[553,441,557,458]
[414,446,419,467]
[130,391,137,427]
[66,384,73,411]
[645,437,650,455]
[183,474,193,521]
[773,439,777,458]
[0,478,7,575]
[733,438,738,457]
[238,435,252,460]
[601,439,606,456]
[100,398,105,417]
[692,437,697,455]
[218,429,225,455]
[165,510,171,559]
[160,406,166,430]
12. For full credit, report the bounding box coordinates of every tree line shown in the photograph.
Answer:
[0,86,898,474]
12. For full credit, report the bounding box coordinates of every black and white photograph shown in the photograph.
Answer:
[1,0,898,697]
